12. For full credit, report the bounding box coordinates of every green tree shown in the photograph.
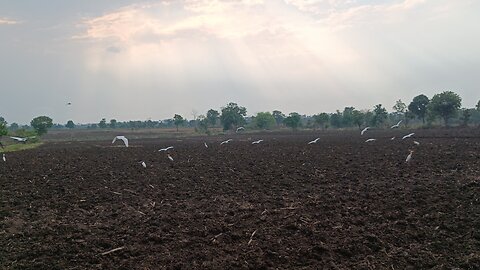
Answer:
[220,102,247,131]
[30,116,53,136]
[408,94,430,124]
[351,110,365,129]
[313,113,329,129]
[99,118,107,128]
[429,91,462,126]
[404,110,415,127]
[460,108,472,127]
[66,120,75,129]
[0,117,8,139]
[254,112,275,129]
[9,122,19,131]
[330,111,343,128]
[393,99,407,114]
[372,104,388,127]
[206,109,219,127]
[272,110,285,127]
[283,112,301,130]
[197,115,209,133]
[173,114,185,131]
[110,119,117,128]
[342,107,355,127]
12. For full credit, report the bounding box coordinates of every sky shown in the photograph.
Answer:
[0,0,479,124]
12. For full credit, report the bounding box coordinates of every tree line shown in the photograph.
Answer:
[1,91,480,139]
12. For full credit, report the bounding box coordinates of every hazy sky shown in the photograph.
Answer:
[1,0,479,124]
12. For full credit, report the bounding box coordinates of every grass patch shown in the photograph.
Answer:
[2,143,43,153]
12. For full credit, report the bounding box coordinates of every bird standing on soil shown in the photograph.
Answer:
[402,133,415,140]
[361,127,370,135]
[405,150,414,163]
[204,142,208,148]
[112,136,129,147]
[252,140,263,144]
[365,138,376,143]
[158,146,174,152]
[220,139,233,145]
[140,161,146,168]
[308,138,320,144]
[167,154,174,161]
[391,137,396,140]
[413,141,420,145]
[2,154,5,162]
[390,120,402,129]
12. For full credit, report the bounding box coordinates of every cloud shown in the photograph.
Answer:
[0,17,19,25]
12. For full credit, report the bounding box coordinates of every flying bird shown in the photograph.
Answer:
[365,138,376,143]
[2,154,5,162]
[252,140,263,144]
[405,150,414,163]
[167,154,174,161]
[112,136,129,147]
[220,139,233,145]
[308,138,320,144]
[361,127,370,135]
[10,136,29,143]
[204,142,208,148]
[236,127,245,132]
[390,120,403,129]
[402,133,415,140]
[158,146,174,152]
[66,102,72,106]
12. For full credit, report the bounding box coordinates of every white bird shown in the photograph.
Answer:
[308,138,320,144]
[236,127,245,132]
[167,154,174,161]
[220,139,233,145]
[10,136,28,142]
[158,146,174,152]
[413,141,420,145]
[365,138,376,142]
[405,150,414,163]
[204,142,208,148]
[402,133,415,140]
[390,120,403,129]
[140,161,146,168]
[390,137,396,140]
[2,154,5,162]
[112,135,129,147]
[252,140,263,144]
[361,127,370,135]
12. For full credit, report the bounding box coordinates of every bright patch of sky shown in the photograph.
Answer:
[1,0,479,124]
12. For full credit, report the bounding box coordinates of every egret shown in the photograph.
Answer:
[167,154,174,161]
[236,127,245,132]
[308,138,320,144]
[158,146,174,152]
[204,142,208,148]
[390,120,402,129]
[112,136,129,147]
[361,127,370,135]
[402,133,415,140]
[10,136,29,143]
[2,154,5,162]
[413,141,420,145]
[140,161,146,168]
[390,137,396,140]
[405,150,414,163]
[252,140,263,144]
[365,138,376,142]
[220,139,233,145]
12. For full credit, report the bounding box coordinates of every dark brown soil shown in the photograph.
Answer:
[1,128,479,269]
